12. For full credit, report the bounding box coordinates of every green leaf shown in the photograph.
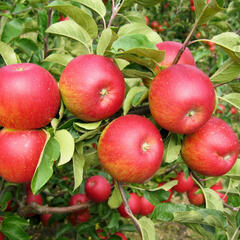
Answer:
[1,19,23,43]
[122,63,153,79]
[55,130,75,166]
[97,28,112,56]
[135,0,164,6]
[0,191,12,211]
[229,81,240,93]
[73,143,85,190]
[210,59,240,84]
[138,217,156,240]
[218,93,240,110]
[225,159,240,180]
[15,38,38,56]
[123,86,147,115]
[194,0,225,25]
[46,20,92,51]
[38,9,48,36]
[118,23,162,45]
[144,190,171,205]
[48,1,98,38]
[74,121,102,130]
[236,209,240,228]
[203,188,224,211]
[51,101,64,131]
[108,184,122,209]
[132,89,148,107]
[44,53,73,66]
[0,41,19,65]
[164,134,182,163]
[155,180,178,191]
[31,135,60,194]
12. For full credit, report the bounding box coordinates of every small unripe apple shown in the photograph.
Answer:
[187,186,205,206]
[98,115,164,183]
[149,64,215,134]
[114,232,127,240]
[41,214,51,227]
[182,117,239,176]
[85,175,111,203]
[172,171,194,193]
[118,193,141,218]
[0,63,60,129]
[158,182,173,202]
[69,194,89,214]
[59,54,125,122]
[230,107,237,115]
[139,196,155,215]
[0,129,47,183]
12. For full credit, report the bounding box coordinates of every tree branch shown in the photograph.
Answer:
[44,2,53,59]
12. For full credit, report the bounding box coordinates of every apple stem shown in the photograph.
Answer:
[117,181,143,239]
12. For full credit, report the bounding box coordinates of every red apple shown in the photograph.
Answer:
[190,0,194,5]
[172,171,194,193]
[114,232,127,240]
[215,192,228,204]
[195,32,201,39]
[158,182,173,202]
[216,104,225,114]
[69,194,89,214]
[98,115,164,183]
[139,196,155,215]
[158,25,165,32]
[0,63,60,129]
[151,20,159,29]
[0,232,4,240]
[69,209,91,226]
[59,15,69,21]
[149,64,215,134]
[0,129,47,183]
[155,41,196,69]
[41,214,51,227]
[230,107,237,115]
[145,16,149,25]
[182,117,239,176]
[118,193,141,218]
[187,186,205,206]
[210,181,223,191]
[85,175,111,203]
[27,190,43,217]
[59,54,125,122]
[96,229,108,239]
[190,5,195,11]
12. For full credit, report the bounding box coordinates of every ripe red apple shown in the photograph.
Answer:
[85,175,111,203]
[69,193,89,214]
[41,214,51,227]
[215,192,228,204]
[0,63,60,129]
[0,129,47,183]
[149,64,215,134]
[114,232,127,240]
[27,190,43,217]
[118,193,141,218]
[190,0,194,5]
[216,104,225,114]
[195,32,201,39]
[59,15,69,21]
[158,182,173,203]
[172,171,194,193]
[139,196,155,215]
[210,181,223,191]
[182,117,239,176]
[145,16,149,25]
[98,115,164,183]
[230,107,237,115]
[69,210,91,226]
[190,5,195,11]
[59,54,125,122]
[155,41,196,69]
[187,186,205,206]
[158,25,165,32]
[0,232,4,240]
[151,20,159,29]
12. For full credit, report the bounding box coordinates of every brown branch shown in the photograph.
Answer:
[44,1,53,59]
[190,170,204,187]
[223,203,239,212]
[117,181,142,239]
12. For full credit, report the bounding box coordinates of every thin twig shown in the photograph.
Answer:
[223,203,239,212]
[44,1,53,59]
[107,0,122,28]
[158,164,179,177]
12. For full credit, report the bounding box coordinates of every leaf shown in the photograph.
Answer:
[138,217,156,240]
[48,1,98,38]
[44,53,73,66]
[144,190,171,205]
[210,59,240,84]
[219,93,240,110]
[132,89,148,107]
[225,159,240,180]
[203,188,224,211]
[55,130,75,166]
[164,134,182,163]
[194,0,225,25]
[74,121,102,130]
[31,135,60,194]
[135,0,163,6]
[108,184,122,209]
[118,23,162,45]
[155,180,178,191]
[236,209,240,228]
[123,86,147,115]
[73,143,85,190]
[46,20,92,51]
[97,28,112,56]
[51,101,64,131]
[15,38,38,56]
[0,41,19,65]
[1,19,23,43]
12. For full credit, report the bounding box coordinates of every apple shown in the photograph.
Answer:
[85,175,111,203]
[230,107,237,115]
[59,15,69,21]
[41,214,51,227]
[118,193,141,218]
[0,63,60,129]
[155,41,196,69]
[190,5,195,11]
[69,209,91,226]
[172,171,194,193]
[149,64,215,134]
[69,193,89,214]
[0,232,4,240]
[195,32,201,39]
[190,0,194,5]
[216,104,225,114]
[26,190,43,217]
[151,20,159,29]
[98,115,164,183]
[145,16,149,25]
[114,232,127,240]
[96,229,108,239]
[182,117,239,176]
[210,181,223,191]
[139,196,155,216]
[158,25,165,32]
[187,186,205,206]
[0,129,47,183]
[158,182,173,202]
[59,54,125,122]
[215,192,228,204]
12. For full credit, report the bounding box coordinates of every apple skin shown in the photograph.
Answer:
[172,171,194,193]
[114,232,127,240]
[85,175,111,203]
[26,190,43,217]
[0,63,60,129]
[69,210,91,226]
[139,196,155,216]
[118,193,141,218]
[187,186,205,206]
[210,181,223,191]
[69,194,89,214]
[0,128,47,183]
[0,232,4,240]
[156,41,196,69]
[41,214,51,227]
[230,107,237,115]
[59,54,125,122]
[98,115,164,183]
[149,64,215,134]
[182,117,239,176]
[216,104,225,114]
[215,192,228,204]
